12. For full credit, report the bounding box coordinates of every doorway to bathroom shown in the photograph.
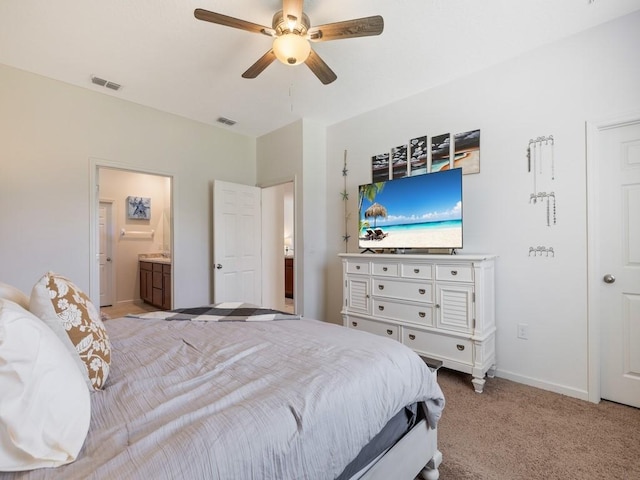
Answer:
[90,163,173,315]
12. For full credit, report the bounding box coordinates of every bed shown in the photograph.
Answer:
[0,276,444,480]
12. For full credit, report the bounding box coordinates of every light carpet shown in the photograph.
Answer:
[433,368,640,480]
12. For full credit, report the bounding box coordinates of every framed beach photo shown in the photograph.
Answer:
[453,129,480,174]
[391,145,408,179]
[371,153,390,182]
[127,196,151,220]
[431,133,451,172]
[409,135,428,176]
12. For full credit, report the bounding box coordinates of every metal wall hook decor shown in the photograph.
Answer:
[528,246,555,257]
[528,191,557,225]
[527,135,557,226]
[546,192,556,226]
[527,135,554,175]
[527,135,555,203]
[526,136,557,258]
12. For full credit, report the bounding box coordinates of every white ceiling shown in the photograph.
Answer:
[1,0,639,137]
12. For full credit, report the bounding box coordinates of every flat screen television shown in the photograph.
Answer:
[358,168,463,251]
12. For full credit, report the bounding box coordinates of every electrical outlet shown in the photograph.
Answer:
[517,323,529,340]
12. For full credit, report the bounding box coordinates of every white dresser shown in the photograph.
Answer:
[339,253,496,393]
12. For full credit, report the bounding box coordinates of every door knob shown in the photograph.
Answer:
[603,274,615,284]
[215,264,223,269]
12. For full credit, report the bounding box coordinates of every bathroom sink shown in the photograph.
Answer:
[138,254,171,264]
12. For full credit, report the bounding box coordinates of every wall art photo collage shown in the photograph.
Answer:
[371,129,480,182]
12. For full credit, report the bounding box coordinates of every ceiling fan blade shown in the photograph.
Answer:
[304,49,337,85]
[194,9,274,36]
[242,50,277,79]
[308,15,384,42]
[282,0,304,24]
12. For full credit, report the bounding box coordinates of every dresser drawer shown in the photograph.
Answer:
[372,299,433,326]
[403,328,473,365]
[435,264,473,282]
[347,317,399,341]
[346,261,370,275]
[401,263,433,280]
[372,278,433,303]
[372,262,398,277]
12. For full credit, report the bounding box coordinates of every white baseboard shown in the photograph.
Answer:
[494,368,590,402]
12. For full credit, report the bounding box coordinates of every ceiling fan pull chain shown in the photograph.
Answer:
[289,84,294,113]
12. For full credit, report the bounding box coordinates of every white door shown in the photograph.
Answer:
[260,185,285,311]
[590,118,640,408]
[99,201,114,307]
[213,180,262,305]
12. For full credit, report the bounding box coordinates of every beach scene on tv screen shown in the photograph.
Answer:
[359,169,462,249]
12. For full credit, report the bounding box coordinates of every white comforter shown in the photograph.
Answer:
[2,316,444,480]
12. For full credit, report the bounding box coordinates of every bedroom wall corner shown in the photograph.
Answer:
[257,119,327,321]
[323,11,640,398]
[0,64,256,307]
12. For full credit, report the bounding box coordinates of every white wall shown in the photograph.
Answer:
[324,12,640,399]
[257,119,327,320]
[301,120,327,320]
[0,64,256,306]
[257,121,304,311]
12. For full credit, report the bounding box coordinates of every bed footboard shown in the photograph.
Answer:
[359,419,441,480]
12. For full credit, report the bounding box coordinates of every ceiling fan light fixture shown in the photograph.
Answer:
[273,33,311,65]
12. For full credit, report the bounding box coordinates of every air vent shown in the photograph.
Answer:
[91,76,107,87]
[91,75,122,91]
[217,117,237,126]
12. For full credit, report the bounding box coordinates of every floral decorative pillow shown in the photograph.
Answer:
[30,272,111,391]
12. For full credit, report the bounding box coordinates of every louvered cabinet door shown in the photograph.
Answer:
[434,283,474,334]
[345,275,371,315]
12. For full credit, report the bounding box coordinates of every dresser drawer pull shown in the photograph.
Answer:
[378,285,385,290]
[418,288,426,295]
[386,329,393,335]
[378,305,385,311]
[451,270,458,276]
[414,268,420,273]
[356,265,361,270]
[435,304,440,309]
[352,321,358,327]
[383,266,388,272]
[409,334,416,340]
[456,344,465,351]
[418,312,426,318]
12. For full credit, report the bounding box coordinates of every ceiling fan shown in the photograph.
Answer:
[194,0,384,85]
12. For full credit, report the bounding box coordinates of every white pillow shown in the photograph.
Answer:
[0,282,29,310]
[0,299,91,471]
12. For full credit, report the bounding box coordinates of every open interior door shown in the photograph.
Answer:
[213,180,262,305]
